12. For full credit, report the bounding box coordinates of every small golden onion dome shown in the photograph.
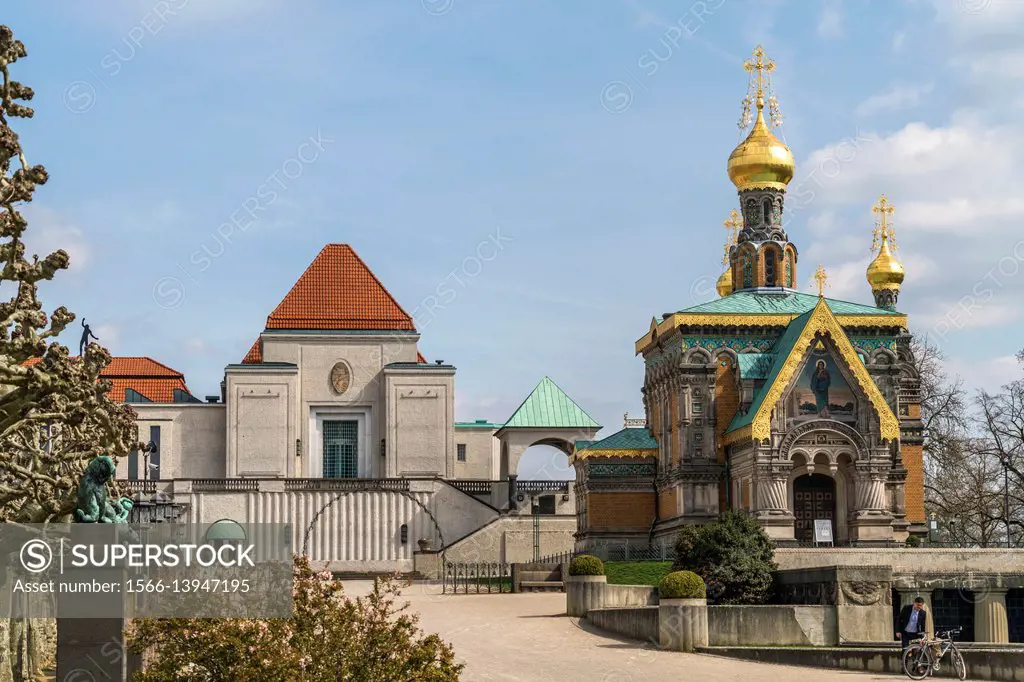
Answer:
[866,235,904,290]
[716,268,734,297]
[727,107,795,192]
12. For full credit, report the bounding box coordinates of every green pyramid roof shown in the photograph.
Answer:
[737,353,775,380]
[677,290,901,317]
[502,376,601,429]
[579,427,658,451]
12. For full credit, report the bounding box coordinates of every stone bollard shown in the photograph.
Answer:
[566,575,606,617]
[659,598,708,652]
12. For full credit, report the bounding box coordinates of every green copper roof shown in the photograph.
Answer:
[454,420,504,429]
[677,291,901,317]
[574,440,596,450]
[577,427,658,452]
[727,309,814,433]
[502,376,601,429]
[738,353,775,380]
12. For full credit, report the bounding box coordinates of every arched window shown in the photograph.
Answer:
[784,251,792,287]
[742,251,754,288]
[764,249,777,287]
[762,199,771,225]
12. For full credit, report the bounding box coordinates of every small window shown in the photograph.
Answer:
[765,249,777,287]
[693,402,703,414]
[124,388,151,403]
[457,444,466,462]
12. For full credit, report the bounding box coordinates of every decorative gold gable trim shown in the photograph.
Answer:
[724,299,900,445]
[572,448,657,461]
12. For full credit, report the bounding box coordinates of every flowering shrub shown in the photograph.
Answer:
[126,555,462,681]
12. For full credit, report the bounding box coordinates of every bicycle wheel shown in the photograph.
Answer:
[902,644,931,680]
[950,647,967,681]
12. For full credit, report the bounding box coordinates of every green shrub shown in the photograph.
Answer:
[568,554,604,576]
[658,571,706,600]
[672,511,777,605]
[905,534,922,547]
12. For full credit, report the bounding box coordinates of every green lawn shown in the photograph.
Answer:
[604,561,673,586]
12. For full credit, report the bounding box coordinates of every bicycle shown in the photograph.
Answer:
[902,626,967,680]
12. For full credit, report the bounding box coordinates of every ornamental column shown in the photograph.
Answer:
[974,589,1010,643]
[896,588,934,639]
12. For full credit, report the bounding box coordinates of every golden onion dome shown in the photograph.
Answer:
[716,268,734,297]
[866,235,904,290]
[727,106,795,192]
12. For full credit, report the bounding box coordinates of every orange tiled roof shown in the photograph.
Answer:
[24,356,194,403]
[241,244,422,364]
[266,244,415,331]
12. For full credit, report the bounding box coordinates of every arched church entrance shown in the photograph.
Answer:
[793,474,836,543]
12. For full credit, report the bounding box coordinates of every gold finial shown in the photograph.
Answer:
[871,194,897,252]
[722,209,742,268]
[867,194,905,295]
[813,265,829,297]
[740,45,782,129]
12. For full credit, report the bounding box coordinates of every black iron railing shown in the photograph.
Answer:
[448,480,493,495]
[516,480,570,495]
[191,478,261,492]
[283,478,411,492]
[442,561,512,594]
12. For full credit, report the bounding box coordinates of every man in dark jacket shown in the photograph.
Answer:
[896,596,928,650]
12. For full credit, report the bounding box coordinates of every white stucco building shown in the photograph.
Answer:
[113,244,599,572]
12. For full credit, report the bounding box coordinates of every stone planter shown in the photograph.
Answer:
[417,538,432,552]
[566,574,606,617]
[659,598,708,652]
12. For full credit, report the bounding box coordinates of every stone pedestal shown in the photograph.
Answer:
[57,618,131,681]
[566,575,606,617]
[974,589,1009,644]
[413,550,440,580]
[56,564,139,682]
[659,598,708,652]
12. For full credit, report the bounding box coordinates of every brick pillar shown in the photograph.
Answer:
[974,589,1010,643]
[897,588,934,639]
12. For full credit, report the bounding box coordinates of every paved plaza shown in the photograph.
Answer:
[343,581,902,681]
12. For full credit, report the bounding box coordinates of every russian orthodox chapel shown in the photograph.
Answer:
[573,47,923,549]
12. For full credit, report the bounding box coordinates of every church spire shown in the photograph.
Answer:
[866,194,905,311]
[726,46,799,292]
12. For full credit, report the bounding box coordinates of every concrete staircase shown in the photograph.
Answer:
[516,563,565,592]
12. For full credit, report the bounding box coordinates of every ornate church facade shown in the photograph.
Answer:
[573,46,923,548]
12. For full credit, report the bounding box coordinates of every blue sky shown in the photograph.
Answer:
[8,0,1024,478]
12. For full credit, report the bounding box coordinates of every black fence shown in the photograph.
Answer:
[537,543,676,564]
[442,561,512,594]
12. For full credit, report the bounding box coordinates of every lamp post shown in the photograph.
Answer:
[1001,456,1010,549]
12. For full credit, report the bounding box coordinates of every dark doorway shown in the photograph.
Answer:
[1008,589,1024,643]
[932,589,975,642]
[793,474,836,542]
[534,495,556,515]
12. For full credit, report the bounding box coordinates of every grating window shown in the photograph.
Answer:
[457,444,467,461]
[323,420,358,478]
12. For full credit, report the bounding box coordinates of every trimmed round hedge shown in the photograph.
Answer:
[568,554,604,576]
[658,570,706,600]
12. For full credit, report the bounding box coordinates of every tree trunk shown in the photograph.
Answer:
[0,619,13,682]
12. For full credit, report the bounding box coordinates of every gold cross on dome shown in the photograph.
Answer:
[814,265,829,297]
[871,194,897,252]
[743,45,775,102]
[722,209,742,268]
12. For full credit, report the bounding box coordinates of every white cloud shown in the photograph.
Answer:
[817,1,844,39]
[184,337,207,355]
[854,83,933,117]
[20,206,90,272]
[944,354,1022,394]
[893,31,906,51]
